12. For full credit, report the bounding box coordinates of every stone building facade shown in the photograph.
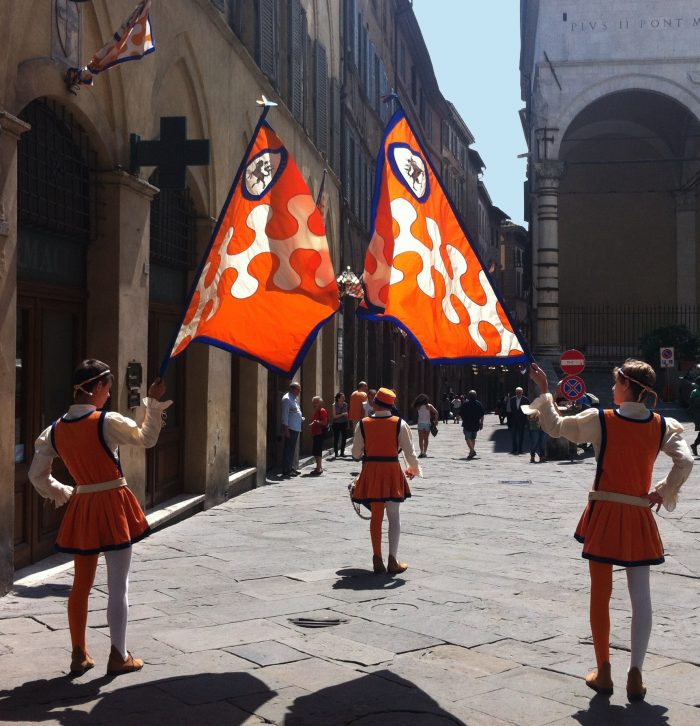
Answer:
[521,0,700,358]
[0,0,340,594]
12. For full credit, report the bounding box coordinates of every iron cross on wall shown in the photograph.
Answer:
[130,116,210,191]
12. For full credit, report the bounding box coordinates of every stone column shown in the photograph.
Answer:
[0,110,30,596]
[184,217,232,506]
[675,191,696,306]
[237,358,268,487]
[533,161,565,358]
[88,171,158,506]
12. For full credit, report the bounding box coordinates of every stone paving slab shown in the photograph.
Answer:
[1,412,698,724]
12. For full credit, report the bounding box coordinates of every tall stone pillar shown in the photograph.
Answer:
[184,217,232,506]
[675,191,696,305]
[0,110,30,595]
[237,358,268,487]
[534,161,565,358]
[88,171,158,506]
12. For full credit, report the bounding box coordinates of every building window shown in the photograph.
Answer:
[257,0,278,85]
[315,41,329,156]
[288,0,307,125]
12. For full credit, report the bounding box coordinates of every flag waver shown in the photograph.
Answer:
[359,108,531,364]
[66,0,155,89]
[167,110,339,376]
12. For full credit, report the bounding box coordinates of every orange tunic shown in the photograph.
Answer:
[575,409,665,567]
[52,411,150,555]
[351,415,412,504]
[349,391,368,422]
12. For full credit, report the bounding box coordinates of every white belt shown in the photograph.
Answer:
[74,478,127,494]
[588,490,649,508]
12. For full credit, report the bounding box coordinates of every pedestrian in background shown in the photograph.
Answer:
[332,392,348,458]
[281,381,303,477]
[451,394,462,423]
[528,359,692,702]
[309,396,328,475]
[413,393,438,458]
[440,393,452,424]
[527,411,548,463]
[460,390,484,460]
[507,386,530,454]
[349,381,368,431]
[363,388,377,417]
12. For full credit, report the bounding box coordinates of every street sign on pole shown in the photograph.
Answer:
[659,347,675,368]
[560,349,586,375]
[560,374,587,401]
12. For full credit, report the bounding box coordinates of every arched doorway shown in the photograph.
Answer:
[147,173,195,507]
[15,99,95,568]
[558,90,700,357]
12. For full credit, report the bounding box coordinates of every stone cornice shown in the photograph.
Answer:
[0,110,31,140]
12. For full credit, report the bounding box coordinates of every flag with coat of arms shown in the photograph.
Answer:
[358,106,531,365]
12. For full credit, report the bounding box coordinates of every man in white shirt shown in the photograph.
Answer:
[281,382,303,476]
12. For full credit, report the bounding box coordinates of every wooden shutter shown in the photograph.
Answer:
[331,78,341,173]
[257,0,278,84]
[315,42,329,156]
[367,41,377,110]
[343,123,351,202]
[289,0,306,124]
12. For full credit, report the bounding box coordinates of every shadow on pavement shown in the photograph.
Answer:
[11,582,72,599]
[284,670,465,725]
[333,568,406,591]
[0,671,275,725]
[571,693,670,725]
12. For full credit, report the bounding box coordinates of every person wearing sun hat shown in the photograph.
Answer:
[351,387,421,575]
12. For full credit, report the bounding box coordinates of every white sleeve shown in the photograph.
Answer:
[399,420,423,477]
[103,398,173,450]
[527,393,602,447]
[654,417,693,512]
[27,427,73,507]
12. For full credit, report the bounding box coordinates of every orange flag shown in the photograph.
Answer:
[166,110,339,376]
[359,108,531,365]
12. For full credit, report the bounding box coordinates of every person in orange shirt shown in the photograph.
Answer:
[29,359,170,677]
[351,388,421,575]
[527,359,692,702]
[348,381,368,429]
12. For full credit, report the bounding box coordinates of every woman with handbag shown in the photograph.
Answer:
[413,393,439,458]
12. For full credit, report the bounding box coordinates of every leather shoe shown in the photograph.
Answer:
[585,662,613,695]
[626,667,646,702]
[387,555,408,574]
[106,645,144,675]
[70,646,95,675]
[691,444,698,457]
[372,555,386,574]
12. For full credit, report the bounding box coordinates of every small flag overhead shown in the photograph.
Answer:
[359,107,530,364]
[166,108,339,377]
[66,0,155,90]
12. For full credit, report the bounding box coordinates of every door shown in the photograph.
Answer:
[14,289,84,568]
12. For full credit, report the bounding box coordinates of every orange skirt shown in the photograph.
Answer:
[575,500,664,566]
[351,461,411,504]
[56,486,150,555]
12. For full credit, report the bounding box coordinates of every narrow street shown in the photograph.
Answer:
[1,411,698,725]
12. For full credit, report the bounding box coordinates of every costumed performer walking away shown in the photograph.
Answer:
[351,387,421,574]
[29,359,171,676]
[527,359,692,701]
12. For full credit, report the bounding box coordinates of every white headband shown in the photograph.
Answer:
[73,369,111,397]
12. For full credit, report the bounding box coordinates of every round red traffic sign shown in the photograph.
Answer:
[560,375,587,401]
[560,349,586,375]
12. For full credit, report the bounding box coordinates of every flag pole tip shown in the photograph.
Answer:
[256,94,278,107]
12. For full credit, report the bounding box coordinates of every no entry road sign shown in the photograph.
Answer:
[560,374,587,401]
[560,349,586,375]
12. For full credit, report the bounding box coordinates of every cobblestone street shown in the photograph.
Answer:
[1,410,699,725]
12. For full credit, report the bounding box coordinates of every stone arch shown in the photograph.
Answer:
[551,74,700,160]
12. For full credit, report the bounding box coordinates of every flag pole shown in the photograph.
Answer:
[157,97,276,378]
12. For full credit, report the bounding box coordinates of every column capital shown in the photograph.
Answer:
[675,190,696,212]
[534,160,566,186]
[96,169,159,200]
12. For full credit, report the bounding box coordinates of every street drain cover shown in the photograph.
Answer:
[288,616,348,628]
[498,479,532,485]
